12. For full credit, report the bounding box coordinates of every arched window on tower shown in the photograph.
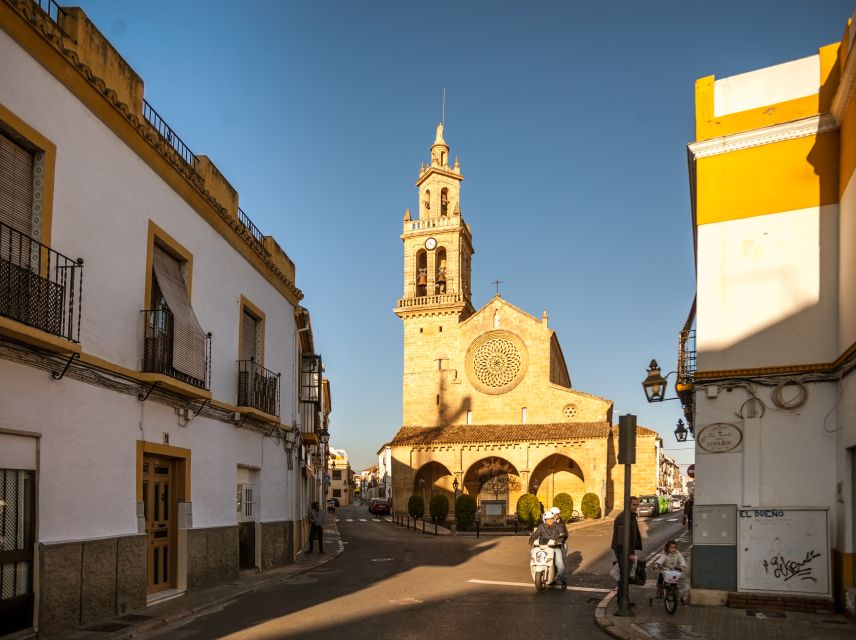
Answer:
[423,189,431,216]
[440,188,449,216]
[416,250,428,297]
[435,248,447,294]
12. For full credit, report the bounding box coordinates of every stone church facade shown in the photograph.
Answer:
[389,125,658,518]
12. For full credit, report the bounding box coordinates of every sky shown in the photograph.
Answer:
[69,0,856,470]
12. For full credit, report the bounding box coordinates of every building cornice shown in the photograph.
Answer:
[688,113,837,160]
[415,166,463,188]
[695,340,856,381]
[831,34,856,124]
[1,0,303,304]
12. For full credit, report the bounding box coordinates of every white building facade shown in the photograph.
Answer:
[684,12,856,613]
[0,2,328,636]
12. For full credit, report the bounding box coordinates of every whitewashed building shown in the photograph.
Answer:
[0,2,329,636]
[680,10,856,614]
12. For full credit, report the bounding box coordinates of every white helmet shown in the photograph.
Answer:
[549,507,561,517]
[543,511,555,522]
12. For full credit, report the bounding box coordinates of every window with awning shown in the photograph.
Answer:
[151,245,207,382]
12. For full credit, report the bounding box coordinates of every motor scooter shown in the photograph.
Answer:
[530,541,561,591]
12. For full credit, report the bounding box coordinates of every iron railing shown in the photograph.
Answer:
[141,308,211,390]
[678,327,696,384]
[34,0,66,25]
[237,359,280,416]
[0,221,84,343]
[237,208,265,246]
[142,100,196,167]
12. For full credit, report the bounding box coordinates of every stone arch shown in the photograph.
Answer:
[529,453,585,513]
[413,460,455,510]
[463,456,521,517]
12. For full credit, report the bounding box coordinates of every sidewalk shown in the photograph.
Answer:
[595,582,856,640]
[64,520,344,640]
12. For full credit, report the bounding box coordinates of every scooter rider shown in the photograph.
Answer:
[548,507,569,575]
[529,511,568,589]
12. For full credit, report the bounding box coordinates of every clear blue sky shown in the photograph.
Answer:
[72,0,855,470]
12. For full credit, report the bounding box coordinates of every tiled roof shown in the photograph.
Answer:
[390,422,615,446]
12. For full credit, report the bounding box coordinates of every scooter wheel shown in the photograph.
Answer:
[534,570,545,591]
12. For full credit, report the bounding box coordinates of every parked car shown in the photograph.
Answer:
[637,495,660,517]
[370,499,390,515]
[671,495,684,511]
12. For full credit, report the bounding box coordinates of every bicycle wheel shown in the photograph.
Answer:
[664,588,679,614]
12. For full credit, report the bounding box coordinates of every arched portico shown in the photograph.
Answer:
[529,453,585,512]
[463,456,521,516]
[413,460,455,507]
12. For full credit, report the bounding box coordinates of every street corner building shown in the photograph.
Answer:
[682,9,856,616]
[388,124,659,520]
[0,2,333,637]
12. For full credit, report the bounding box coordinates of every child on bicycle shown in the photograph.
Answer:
[651,539,687,598]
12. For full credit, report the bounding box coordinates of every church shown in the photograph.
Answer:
[388,124,658,519]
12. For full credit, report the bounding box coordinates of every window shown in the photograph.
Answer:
[332,489,341,498]
[332,470,342,480]
[521,407,527,423]
[0,130,35,240]
[143,223,209,389]
[466,410,473,425]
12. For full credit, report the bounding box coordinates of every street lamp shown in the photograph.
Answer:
[674,418,693,442]
[642,359,672,403]
[318,428,330,445]
[531,479,539,495]
[452,477,459,493]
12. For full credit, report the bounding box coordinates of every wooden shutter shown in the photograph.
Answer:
[151,246,207,381]
[241,311,257,361]
[0,132,33,235]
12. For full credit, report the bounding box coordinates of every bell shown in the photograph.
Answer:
[436,271,446,282]
[417,273,427,286]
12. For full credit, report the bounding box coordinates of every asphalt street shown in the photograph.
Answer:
[142,505,686,639]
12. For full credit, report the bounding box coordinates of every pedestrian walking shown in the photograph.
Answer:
[307,501,325,554]
[610,496,642,608]
[682,494,694,529]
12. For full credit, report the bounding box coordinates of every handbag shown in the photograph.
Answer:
[632,558,648,585]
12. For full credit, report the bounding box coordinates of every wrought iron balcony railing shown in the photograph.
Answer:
[237,360,280,416]
[678,327,696,385]
[237,208,265,246]
[141,308,211,390]
[0,220,84,343]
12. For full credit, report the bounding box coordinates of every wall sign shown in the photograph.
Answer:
[697,422,742,454]
[737,508,829,596]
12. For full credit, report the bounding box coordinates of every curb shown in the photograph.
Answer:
[110,523,344,640]
[595,589,618,635]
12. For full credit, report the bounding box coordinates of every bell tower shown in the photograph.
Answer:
[394,122,474,318]
[395,123,475,425]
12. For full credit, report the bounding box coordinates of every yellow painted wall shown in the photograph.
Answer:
[696,131,839,225]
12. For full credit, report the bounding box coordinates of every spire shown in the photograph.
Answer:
[430,122,450,168]
[403,208,411,222]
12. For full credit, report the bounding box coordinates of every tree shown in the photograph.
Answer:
[430,494,449,524]
[581,493,601,519]
[476,458,521,499]
[516,493,541,528]
[456,494,477,530]
[553,493,574,521]
[408,494,425,519]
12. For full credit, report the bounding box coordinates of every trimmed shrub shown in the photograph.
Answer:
[553,493,574,521]
[430,494,449,524]
[408,494,425,519]
[455,494,477,530]
[581,492,601,519]
[516,493,542,529]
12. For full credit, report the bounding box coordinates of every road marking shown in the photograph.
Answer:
[345,519,354,522]
[358,518,367,522]
[666,518,679,522]
[467,579,611,593]
[371,557,393,562]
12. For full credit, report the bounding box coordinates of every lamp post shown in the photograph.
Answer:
[642,359,671,403]
[674,418,690,442]
[319,428,330,501]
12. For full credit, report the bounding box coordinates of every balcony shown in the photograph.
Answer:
[141,308,211,397]
[395,293,465,309]
[0,220,83,353]
[237,359,280,422]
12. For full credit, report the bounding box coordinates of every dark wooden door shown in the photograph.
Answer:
[143,456,175,593]
[0,468,35,635]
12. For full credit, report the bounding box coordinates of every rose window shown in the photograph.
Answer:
[466,330,528,395]
[563,404,578,420]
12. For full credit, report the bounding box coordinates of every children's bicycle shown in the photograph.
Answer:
[649,569,683,614]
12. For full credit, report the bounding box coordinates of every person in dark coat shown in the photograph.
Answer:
[683,494,694,529]
[611,496,642,608]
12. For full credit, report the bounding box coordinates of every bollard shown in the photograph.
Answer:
[434,521,438,536]
[476,517,480,538]
[514,517,518,536]
[422,518,426,535]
